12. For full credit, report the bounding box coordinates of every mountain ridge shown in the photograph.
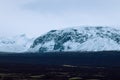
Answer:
[29,26,120,52]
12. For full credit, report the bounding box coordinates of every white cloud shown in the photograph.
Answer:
[0,0,120,38]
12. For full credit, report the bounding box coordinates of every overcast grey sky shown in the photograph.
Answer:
[0,0,120,37]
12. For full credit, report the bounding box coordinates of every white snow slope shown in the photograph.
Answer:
[0,34,34,52]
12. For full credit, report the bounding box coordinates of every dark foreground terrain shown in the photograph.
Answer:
[0,51,120,80]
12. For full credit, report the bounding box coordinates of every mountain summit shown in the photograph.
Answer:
[29,26,120,52]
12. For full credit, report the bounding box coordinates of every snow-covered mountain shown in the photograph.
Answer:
[0,34,34,52]
[29,26,120,52]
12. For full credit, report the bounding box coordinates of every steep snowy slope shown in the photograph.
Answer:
[29,26,120,52]
[0,34,34,52]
